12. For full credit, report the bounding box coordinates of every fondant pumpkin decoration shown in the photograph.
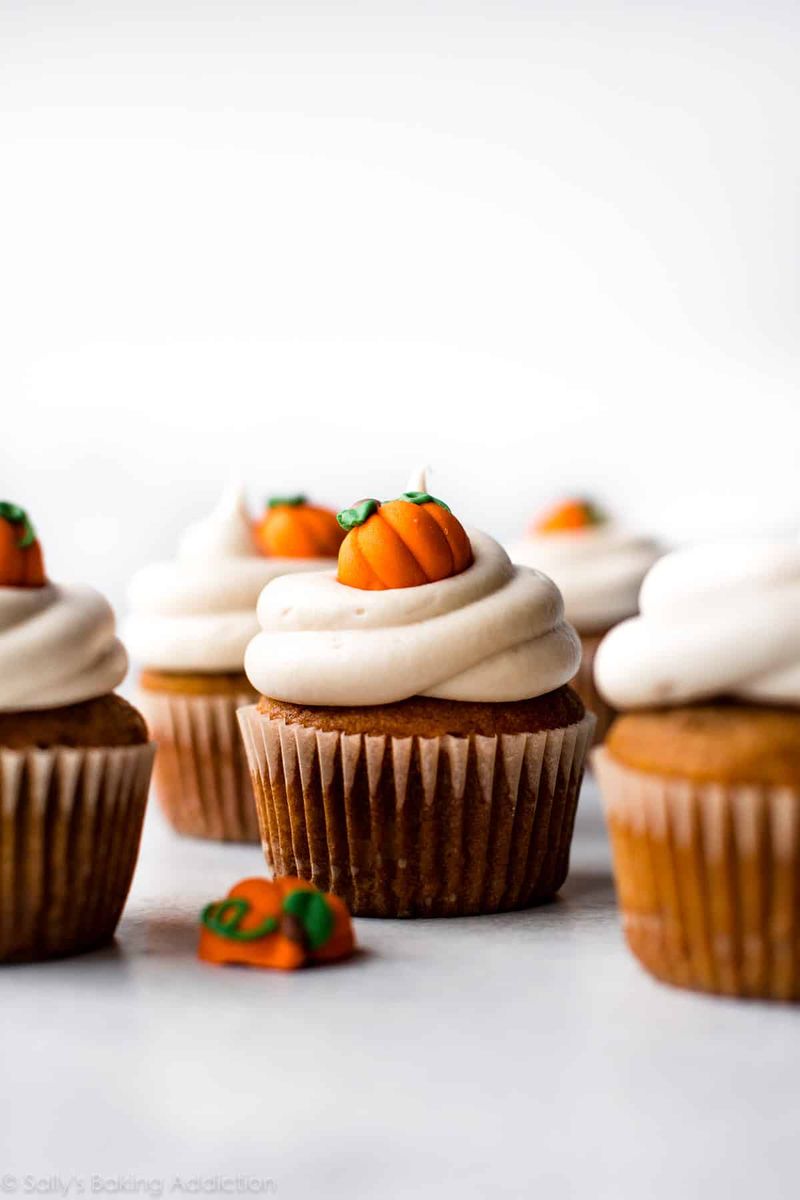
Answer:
[336,491,473,590]
[534,498,605,534]
[0,502,45,587]
[198,876,355,970]
[254,495,345,559]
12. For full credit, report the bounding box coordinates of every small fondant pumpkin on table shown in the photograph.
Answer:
[198,876,356,970]
[0,501,45,587]
[336,491,473,590]
[254,495,345,559]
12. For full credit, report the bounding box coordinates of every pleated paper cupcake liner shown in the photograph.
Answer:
[238,705,595,918]
[0,741,155,963]
[572,633,615,747]
[594,747,800,1001]
[137,687,261,843]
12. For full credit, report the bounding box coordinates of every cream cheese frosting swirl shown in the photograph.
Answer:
[244,529,581,705]
[0,583,127,711]
[126,485,335,672]
[506,526,661,632]
[594,542,800,709]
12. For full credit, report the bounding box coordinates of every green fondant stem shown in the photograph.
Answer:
[582,500,606,526]
[267,494,307,509]
[0,502,36,548]
[282,888,334,950]
[398,491,451,513]
[337,499,380,531]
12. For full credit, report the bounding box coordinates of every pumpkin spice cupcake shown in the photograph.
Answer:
[238,486,595,917]
[126,485,343,842]
[0,501,155,962]
[594,542,800,1001]
[507,499,661,742]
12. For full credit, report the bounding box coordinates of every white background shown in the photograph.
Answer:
[2,0,799,613]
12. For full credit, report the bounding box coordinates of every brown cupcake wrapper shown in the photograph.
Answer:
[594,747,800,1001]
[0,741,155,963]
[238,705,595,918]
[572,633,616,747]
[137,686,261,843]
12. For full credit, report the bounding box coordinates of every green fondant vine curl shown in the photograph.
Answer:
[267,494,307,509]
[201,898,279,941]
[201,888,335,949]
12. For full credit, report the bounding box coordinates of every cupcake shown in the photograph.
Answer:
[0,500,154,962]
[507,498,661,742]
[127,486,343,842]
[238,486,595,917]
[593,542,800,1001]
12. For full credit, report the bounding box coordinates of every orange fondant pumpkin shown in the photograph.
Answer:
[0,502,45,587]
[198,876,355,970]
[254,495,345,559]
[534,498,605,534]
[336,492,473,590]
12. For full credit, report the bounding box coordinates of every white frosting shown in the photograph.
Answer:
[126,486,336,672]
[0,583,127,711]
[406,465,430,493]
[244,529,581,705]
[594,542,800,709]
[179,483,257,560]
[506,526,661,631]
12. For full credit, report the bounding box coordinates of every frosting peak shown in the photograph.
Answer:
[406,465,430,494]
[594,542,800,709]
[244,529,581,705]
[178,484,255,562]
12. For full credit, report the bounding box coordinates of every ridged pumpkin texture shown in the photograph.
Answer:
[254,495,345,559]
[337,494,473,590]
[534,498,605,534]
[0,502,45,587]
[198,876,355,970]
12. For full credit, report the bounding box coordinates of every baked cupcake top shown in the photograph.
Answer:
[506,499,661,633]
[126,485,341,673]
[595,542,800,709]
[0,501,127,712]
[244,488,581,706]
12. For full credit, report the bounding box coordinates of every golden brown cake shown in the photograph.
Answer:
[239,484,595,917]
[259,687,585,737]
[140,669,252,696]
[593,541,800,1001]
[607,705,800,787]
[0,693,148,750]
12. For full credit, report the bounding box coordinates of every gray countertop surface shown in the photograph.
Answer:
[2,779,797,1200]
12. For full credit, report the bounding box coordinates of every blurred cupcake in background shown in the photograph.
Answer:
[593,542,800,1002]
[507,499,661,742]
[0,500,154,962]
[238,482,594,917]
[127,485,343,842]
